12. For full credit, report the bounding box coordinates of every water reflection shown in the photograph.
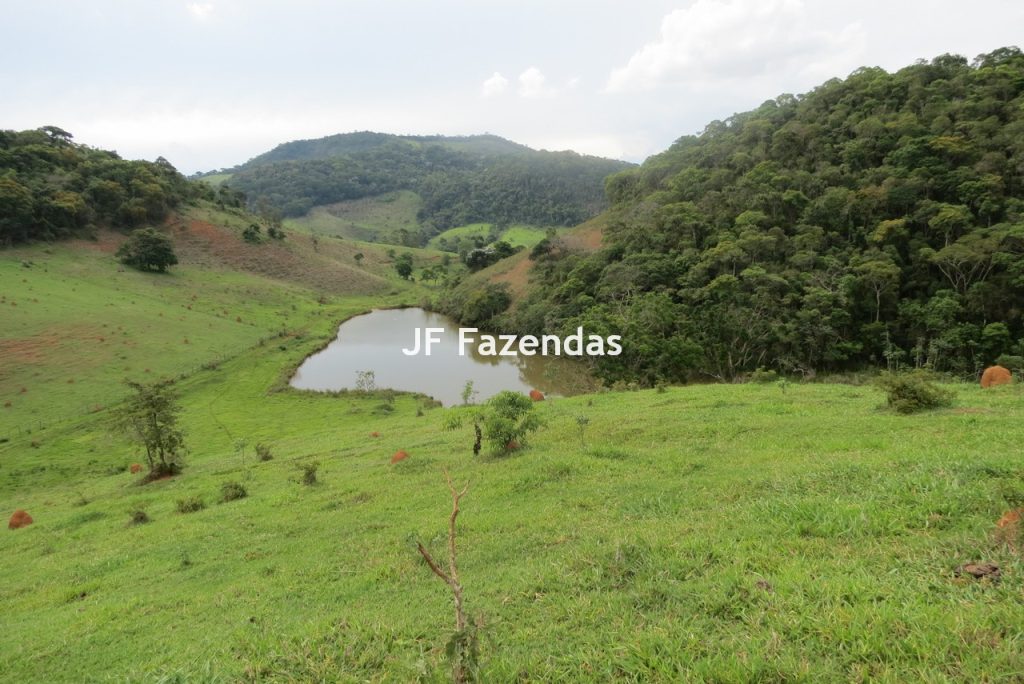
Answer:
[290,308,594,405]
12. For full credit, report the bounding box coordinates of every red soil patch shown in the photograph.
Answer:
[491,255,533,302]
[390,450,409,464]
[68,229,124,254]
[506,440,520,451]
[8,509,33,529]
[370,431,380,438]
[981,365,1012,388]
[130,463,143,474]
[0,324,106,366]
[529,389,545,402]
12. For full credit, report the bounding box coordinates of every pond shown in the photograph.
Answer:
[289,308,595,405]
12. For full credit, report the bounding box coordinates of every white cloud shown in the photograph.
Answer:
[186,3,215,21]
[481,72,509,97]
[518,67,554,98]
[605,0,865,93]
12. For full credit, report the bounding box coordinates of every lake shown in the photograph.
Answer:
[289,308,594,405]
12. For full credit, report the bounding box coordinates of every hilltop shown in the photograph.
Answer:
[202,132,633,248]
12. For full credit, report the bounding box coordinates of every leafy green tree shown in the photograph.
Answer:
[114,380,186,477]
[116,228,179,272]
[395,252,414,279]
[0,176,34,245]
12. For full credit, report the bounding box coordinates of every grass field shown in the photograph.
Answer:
[0,203,443,444]
[2,214,1024,681]
[428,223,550,251]
[287,191,422,243]
[195,173,233,187]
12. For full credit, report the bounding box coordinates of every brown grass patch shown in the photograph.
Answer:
[173,215,392,296]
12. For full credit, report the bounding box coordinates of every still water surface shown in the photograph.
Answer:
[290,308,591,405]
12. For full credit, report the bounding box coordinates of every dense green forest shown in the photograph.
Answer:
[0,127,200,245]
[220,132,632,233]
[456,48,1024,384]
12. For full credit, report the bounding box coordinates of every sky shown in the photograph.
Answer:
[2,0,1022,174]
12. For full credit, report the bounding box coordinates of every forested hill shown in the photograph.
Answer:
[476,47,1024,384]
[241,132,532,166]
[218,132,634,230]
[0,127,197,246]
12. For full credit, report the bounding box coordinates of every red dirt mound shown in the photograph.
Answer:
[8,510,33,529]
[130,463,143,474]
[390,450,409,464]
[370,431,380,438]
[981,365,1012,388]
[506,440,520,451]
[529,389,545,402]
[996,508,1022,548]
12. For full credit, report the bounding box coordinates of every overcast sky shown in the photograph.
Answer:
[2,0,1021,174]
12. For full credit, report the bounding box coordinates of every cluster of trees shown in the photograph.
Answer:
[475,48,1024,383]
[0,127,196,245]
[222,133,631,237]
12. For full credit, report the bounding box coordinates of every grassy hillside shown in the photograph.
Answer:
[427,223,550,251]
[285,190,422,243]
[0,204,443,438]
[2,332,1023,680]
[2,202,1024,682]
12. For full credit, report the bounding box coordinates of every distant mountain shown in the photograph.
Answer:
[216,132,634,233]
[241,132,533,167]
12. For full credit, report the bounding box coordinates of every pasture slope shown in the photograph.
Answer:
[1,211,1024,681]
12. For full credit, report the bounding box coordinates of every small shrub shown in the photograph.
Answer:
[128,509,150,525]
[255,443,273,461]
[355,370,376,392]
[461,381,478,406]
[220,481,248,502]
[876,371,953,414]
[749,367,779,383]
[298,461,319,486]
[176,496,205,514]
[485,391,543,452]
[575,414,590,447]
